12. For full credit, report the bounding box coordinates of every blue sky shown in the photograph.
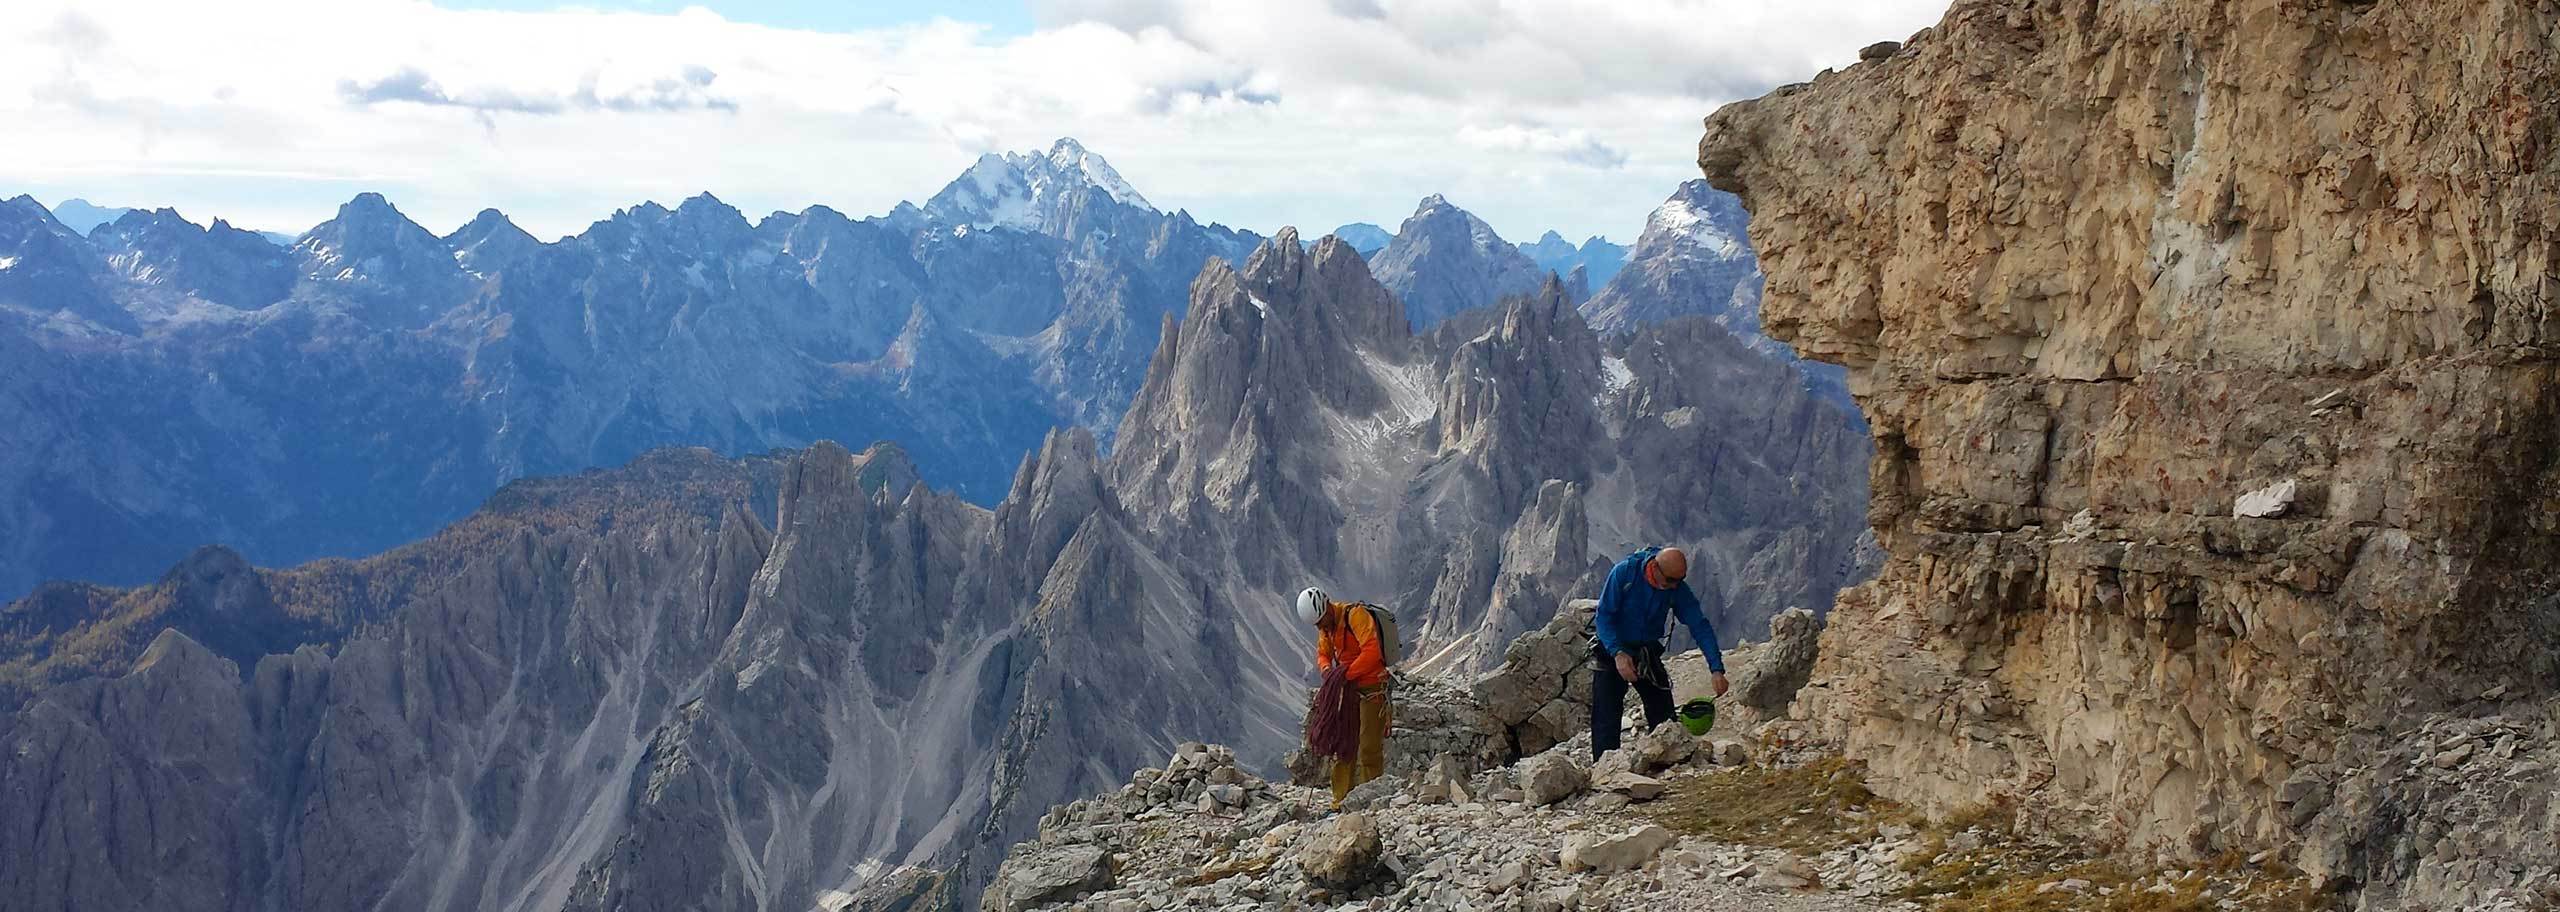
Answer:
[3,0,1951,244]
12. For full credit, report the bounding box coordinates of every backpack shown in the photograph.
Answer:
[1349,602,1402,668]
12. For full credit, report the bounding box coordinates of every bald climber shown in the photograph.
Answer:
[1589,545,1726,760]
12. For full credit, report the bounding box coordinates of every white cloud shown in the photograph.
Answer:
[0,0,1949,244]
[1457,124,1626,169]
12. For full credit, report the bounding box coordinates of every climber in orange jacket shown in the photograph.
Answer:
[1300,587,1389,805]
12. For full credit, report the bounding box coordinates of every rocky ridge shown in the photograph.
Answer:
[1520,230,1628,296]
[968,737,1919,912]
[966,600,1916,912]
[1698,0,2560,906]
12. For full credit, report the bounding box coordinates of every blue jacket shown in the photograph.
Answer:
[1594,548,1724,673]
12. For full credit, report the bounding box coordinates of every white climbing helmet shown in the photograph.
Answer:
[1295,587,1329,626]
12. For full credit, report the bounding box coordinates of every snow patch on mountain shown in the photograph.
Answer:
[1644,195,1742,256]
[1600,355,1634,394]
[1044,138,1150,209]
[926,138,1154,231]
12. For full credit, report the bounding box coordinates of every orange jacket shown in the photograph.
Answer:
[1316,604,1389,690]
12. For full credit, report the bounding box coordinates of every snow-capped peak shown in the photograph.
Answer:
[1044,138,1150,209]
[922,138,1155,232]
[1642,194,1742,256]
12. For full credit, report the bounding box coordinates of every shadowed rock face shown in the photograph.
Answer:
[1699,0,2560,902]
[1369,195,1550,331]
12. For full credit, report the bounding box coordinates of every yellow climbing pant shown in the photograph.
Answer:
[1330,688,1390,805]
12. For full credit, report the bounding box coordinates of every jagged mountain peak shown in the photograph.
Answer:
[0,196,72,236]
[106,207,197,233]
[1637,179,1747,255]
[1581,179,1766,346]
[1003,426,1106,512]
[303,192,442,255]
[1241,226,1309,281]
[1371,194,1547,330]
[448,207,526,240]
[1500,273,1589,340]
[1039,137,1149,209]
[446,209,540,273]
[923,138,1155,232]
[674,191,745,222]
[1400,194,1505,248]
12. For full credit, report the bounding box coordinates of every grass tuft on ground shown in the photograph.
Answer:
[1639,755,1910,852]
[1640,754,2336,912]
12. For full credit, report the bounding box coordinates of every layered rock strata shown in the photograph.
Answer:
[1698,0,2560,903]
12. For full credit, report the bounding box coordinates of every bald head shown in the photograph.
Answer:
[1647,548,1689,589]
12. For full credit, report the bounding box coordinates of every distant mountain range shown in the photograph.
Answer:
[49,197,300,247]
[0,139,1814,601]
[0,226,1873,912]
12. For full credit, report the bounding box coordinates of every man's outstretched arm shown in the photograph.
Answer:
[1674,589,1726,675]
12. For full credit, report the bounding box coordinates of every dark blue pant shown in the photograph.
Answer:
[1590,646,1675,760]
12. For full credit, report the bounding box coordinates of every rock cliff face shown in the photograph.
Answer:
[1699,0,2560,903]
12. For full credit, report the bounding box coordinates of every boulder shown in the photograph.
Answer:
[1516,751,1588,806]
[1561,825,1677,873]
[984,845,1113,912]
[1727,607,1821,717]
[1628,723,1698,772]
[1295,813,1386,889]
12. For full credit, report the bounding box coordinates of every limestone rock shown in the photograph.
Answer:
[1295,813,1385,889]
[1593,771,1668,801]
[1627,722,1699,772]
[2234,479,2300,519]
[1727,606,1821,716]
[984,845,1113,912]
[1561,824,1676,873]
[1516,750,1590,807]
[1699,0,2560,904]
